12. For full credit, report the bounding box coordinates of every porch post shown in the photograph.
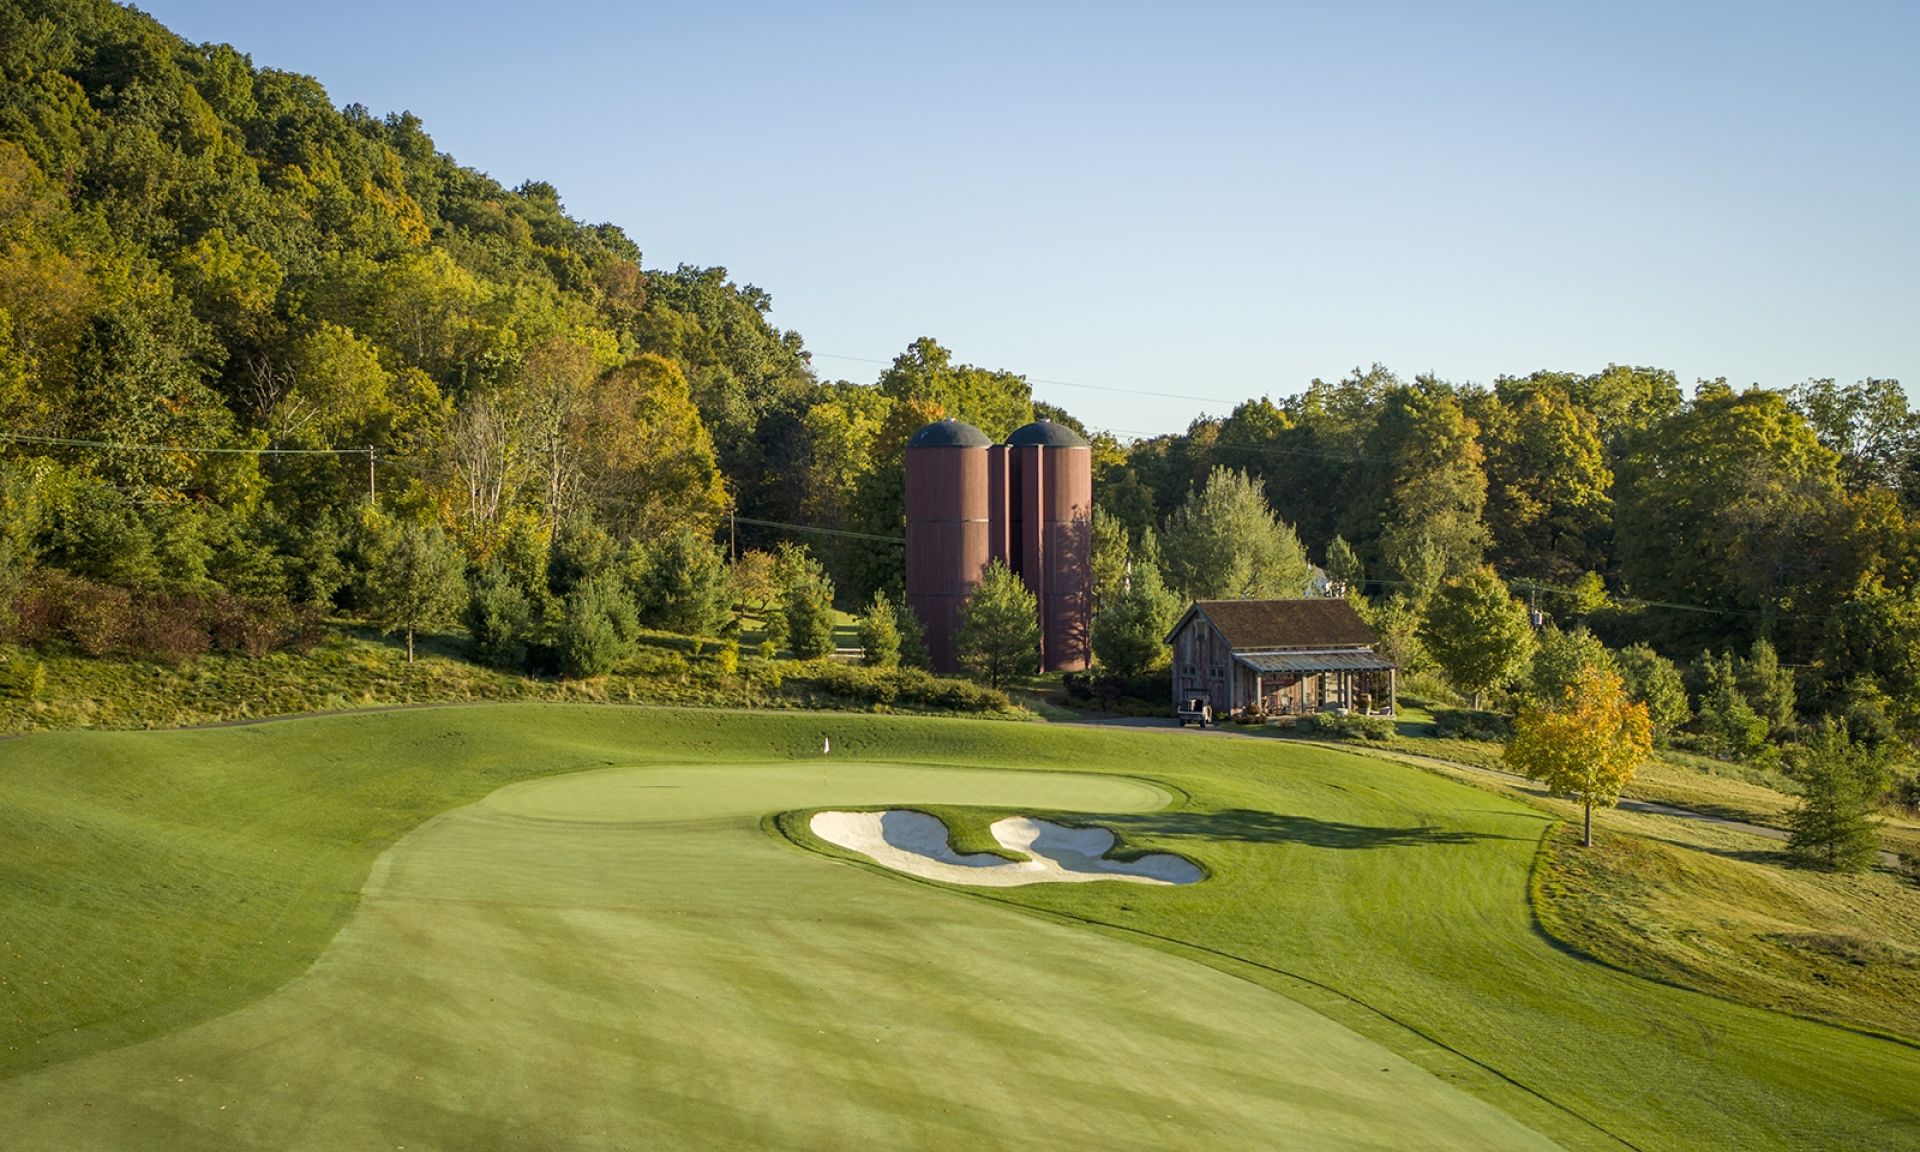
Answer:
[1389,668,1398,716]
[1255,674,1263,711]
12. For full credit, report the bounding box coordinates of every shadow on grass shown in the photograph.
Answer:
[1104,808,1516,849]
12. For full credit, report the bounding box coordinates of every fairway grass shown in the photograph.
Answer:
[3,705,1918,1149]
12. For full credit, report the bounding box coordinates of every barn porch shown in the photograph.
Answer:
[1235,649,1397,717]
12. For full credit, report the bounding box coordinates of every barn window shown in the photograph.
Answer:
[1208,665,1225,680]
[1180,663,1197,677]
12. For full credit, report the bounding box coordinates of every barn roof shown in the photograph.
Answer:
[1166,598,1379,651]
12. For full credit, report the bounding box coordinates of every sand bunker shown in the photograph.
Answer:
[809,810,1202,887]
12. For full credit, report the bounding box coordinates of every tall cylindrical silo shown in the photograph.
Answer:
[1005,419,1092,672]
[904,419,992,673]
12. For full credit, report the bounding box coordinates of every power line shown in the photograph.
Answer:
[810,352,1243,407]
[0,431,372,456]
[730,515,903,545]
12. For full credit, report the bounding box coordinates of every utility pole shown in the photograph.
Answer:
[367,446,376,507]
[730,511,737,562]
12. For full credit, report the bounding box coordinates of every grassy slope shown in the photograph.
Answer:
[1,707,1916,1149]
[3,759,1553,1151]
[0,628,1015,734]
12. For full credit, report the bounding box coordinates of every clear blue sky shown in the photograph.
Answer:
[140,0,1917,436]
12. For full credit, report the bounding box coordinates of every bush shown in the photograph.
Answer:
[1305,711,1396,742]
[557,578,639,678]
[466,570,533,670]
[130,592,210,666]
[0,651,44,700]
[205,593,299,658]
[792,663,1012,715]
[1432,708,1513,741]
[59,575,133,656]
[1234,705,1268,725]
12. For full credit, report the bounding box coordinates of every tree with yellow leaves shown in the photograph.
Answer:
[1504,664,1652,847]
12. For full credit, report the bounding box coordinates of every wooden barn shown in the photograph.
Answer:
[1165,599,1397,719]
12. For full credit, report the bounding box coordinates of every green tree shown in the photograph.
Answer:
[1089,508,1132,609]
[1692,650,1772,763]
[778,546,836,660]
[1615,386,1846,647]
[894,596,931,671]
[1353,383,1489,597]
[1786,721,1883,872]
[465,567,532,670]
[956,559,1040,688]
[1738,638,1797,739]
[1092,557,1181,677]
[557,575,639,678]
[1162,467,1312,601]
[1822,577,1920,736]
[1421,568,1533,708]
[633,526,731,637]
[857,589,902,668]
[1505,664,1653,847]
[1615,643,1691,743]
[365,520,466,663]
[1526,625,1615,705]
[1480,384,1612,582]
[1324,535,1363,594]
[875,337,1033,441]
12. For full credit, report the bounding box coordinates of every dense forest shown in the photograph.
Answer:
[2,0,1917,760]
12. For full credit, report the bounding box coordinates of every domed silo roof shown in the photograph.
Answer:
[1005,418,1089,448]
[907,419,991,448]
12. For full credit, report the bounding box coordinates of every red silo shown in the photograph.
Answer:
[1005,419,1092,672]
[904,419,992,673]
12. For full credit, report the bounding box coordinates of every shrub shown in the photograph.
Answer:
[205,593,298,658]
[857,590,901,668]
[1432,708,1513,741]
[1234,705,1268,725]
[557,578,638,679]
[1305,711,1395,742]
[0,652,44,700]
[466,570,534,670]
[130,592,210,665]
[55,574,133,656]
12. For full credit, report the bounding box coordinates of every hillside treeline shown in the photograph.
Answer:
[1,0,1916,746]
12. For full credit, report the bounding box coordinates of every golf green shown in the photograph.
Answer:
[0,760,1552,1150]
[3,705,1916,1149]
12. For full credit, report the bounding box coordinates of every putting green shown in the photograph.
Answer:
[1,760,1557,1151]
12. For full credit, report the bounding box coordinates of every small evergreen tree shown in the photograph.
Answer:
[1693,650,1771,762]
[557,576,638,678]
[465,566,532,670]
[633,526,731,636]
[1324,534,1364,595]
[778,546,836,660]
[1786,721,1882,872]
[365,520,466,663]
[1092,559,1180,677]
[1738,638,1798,739]
[858,590,902,668]
[894,596,931,670]
[956,560,1040,688]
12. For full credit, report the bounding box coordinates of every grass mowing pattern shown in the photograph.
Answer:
[2,705,1917,1149]
[3,759,1551,1150]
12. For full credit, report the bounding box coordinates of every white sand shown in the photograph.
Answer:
[809,810,1202,887]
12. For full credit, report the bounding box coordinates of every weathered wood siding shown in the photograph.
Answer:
[1170,614,1239,715]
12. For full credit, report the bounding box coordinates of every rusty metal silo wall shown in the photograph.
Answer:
[905,436,991,674]
[1003,435,1092,672]
[1038,443,1092,671]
